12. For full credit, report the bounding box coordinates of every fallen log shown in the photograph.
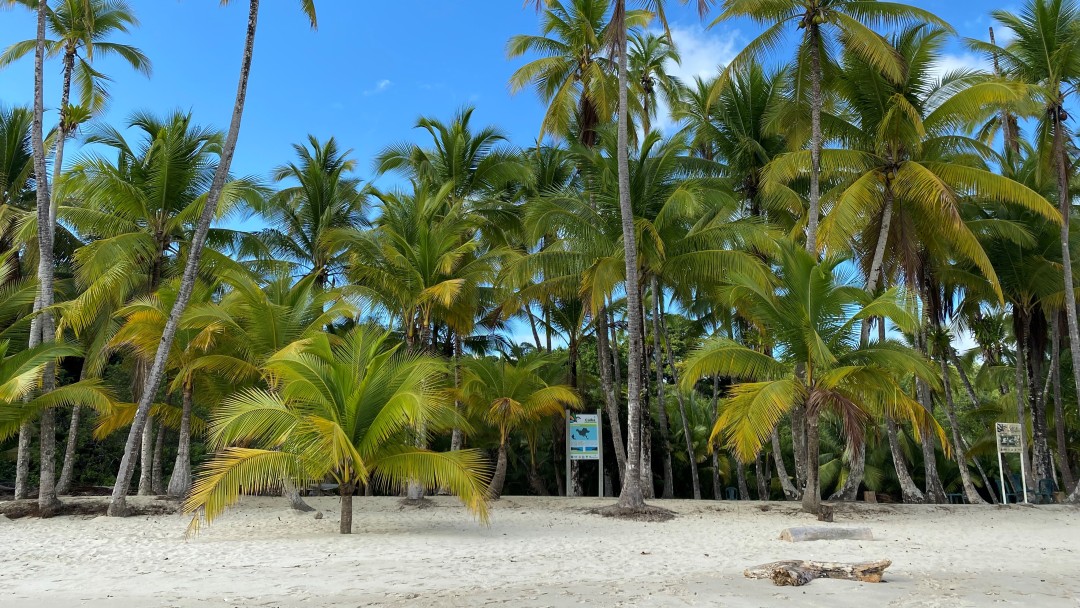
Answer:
[779,526,872,542]
[745,559,891,587]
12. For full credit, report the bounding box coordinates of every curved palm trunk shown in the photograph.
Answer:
[649,278,674,498]
[56,405,81,496]
[916,314,946,504]
[138,415,154,496]
[30,0,60,517]
[151,423,166,495]
[166,381,194,497]
[771,428,800,500]
[109,0,261,516]
[1051,315,1075,491]
[938,356,984,504]
[488,441,509,499]
[48,46,76,228]
[596,303,626,484]
[887,417,924,503]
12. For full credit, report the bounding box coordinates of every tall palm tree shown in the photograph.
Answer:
[108,0,318,517]
[460,353,581,497]
[628,31,681,138]
[708,0,949,255]
[185,326,491,535]
[253,135,368,287]
[971,0,1080,503]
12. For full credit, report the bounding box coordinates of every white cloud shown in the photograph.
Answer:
[363,79,392,96]
[652,25,740,136]
[928,53,989,81]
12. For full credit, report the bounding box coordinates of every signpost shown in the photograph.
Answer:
[566,410,603,497]
[995,422,1027,504]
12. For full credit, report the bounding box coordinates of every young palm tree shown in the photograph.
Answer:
[460,353,581,497]
[682,239,945,513]
[0,105,34,283]
[628,31,681,138]
[185,326,491,535]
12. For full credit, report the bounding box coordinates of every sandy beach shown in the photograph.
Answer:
[1,496,1077,607]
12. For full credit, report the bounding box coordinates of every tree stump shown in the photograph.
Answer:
[745,559,892,586]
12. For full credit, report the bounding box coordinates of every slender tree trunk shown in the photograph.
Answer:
[1013,324,1035,490]
[14,421,32,499]
[282,478,314,512]
[56,404,81,496]
[659,287,701,499]
[639,320,655,500]
[806,25,823,255]
[916,324,947,504]
[771,428,799,500]
[527,305,543,352]
[649,278,674,498]
[1051,314,1075,491]
[596,303,626,483]
[339,483,354,534]
[938,356,984,503]
[49,47,75,228]
[886,417,924,503]
[801,408,822,514]
[109,0,262,517]
[151,424,166,495]
[612,0,648,510]
[488,441,508,499]
[138,416,154,496]
[710,376,723,500]
[790,406,807,491]
[755,453,769,500]
[450,335,464,453]
[30,0,59,517]
[736,459,749,500]
[975,456,999,504]
[167,382,194,497]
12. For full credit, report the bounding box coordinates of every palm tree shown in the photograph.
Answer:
[628,31,681,138]
[971,0,1080,503]
[253,135,368,287]
[0,0,150,225]
[682,239,945,513]
[184,326,491,535]
[460,353,581,497]
[708,0,949,255]
[0,105,34,283]
[106,0,318,517]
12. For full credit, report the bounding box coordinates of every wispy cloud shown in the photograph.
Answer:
[363,79,392,96]
[653,25,741,136]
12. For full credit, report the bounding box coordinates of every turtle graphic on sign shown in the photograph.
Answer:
[568,412,600,461]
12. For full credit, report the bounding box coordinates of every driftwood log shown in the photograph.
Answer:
[780,526,873,542]
[745,559,892,586]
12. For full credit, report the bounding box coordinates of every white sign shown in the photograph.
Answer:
[996,422,1022,454]
[568,412,600,461]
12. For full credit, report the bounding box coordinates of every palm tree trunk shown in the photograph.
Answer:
[450,335,464,453]
[736,459,749,500]
[1051,314,1075,491]
[975,456,999,504]
[1013,324,1036,491]
[138,415,154,496]
[14,421,32,499]
[806,26,823,255]
[48,46,76,228]
[56,405,81,496]
[488,441,508,499]
[755,453,769,500]
[596,303,626,484]
[109,0,262,517]
[649,278,674,498]
[613,0,647,511]
[639,314,655,500]
[167,381,194,497]
[30,0,59,517]
[801,408,822,514]
[916,322,946,504]
[886,417,924,503]
[151,423,166,495]
[658,285,701,499]
[339,483,354,534]
[771,428,799,500]
[938,356,984,503]
[710,375,722,500]
[282,478,314,512]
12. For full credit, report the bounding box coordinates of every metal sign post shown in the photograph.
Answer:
[996,422,1027,504]
[566,409,603,497]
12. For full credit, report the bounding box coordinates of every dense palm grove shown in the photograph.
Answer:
[3,0,1080,533]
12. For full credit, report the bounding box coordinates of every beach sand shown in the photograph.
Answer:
[1,496,1077,607]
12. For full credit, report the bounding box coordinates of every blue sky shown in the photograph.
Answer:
[0,1,1012,192]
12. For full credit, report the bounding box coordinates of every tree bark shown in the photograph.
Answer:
[151,423,165,495]
[488,441,508,499]
[801,408,821,514]
[14,421,32,499]
[282,478,315,512]
[805,25,823,255]
[596,303,626,483]
[659,288,701,499]
[339,483,354,534]
[710,376,723,500]
[886,417,924,503]
[916,324,946,504]
[56,404,81,496]
[755,454,769,501]
[167,382,194,497]
[138,416,154,496]
[736,458,749,500]
[1013,327,1036,490]
[649,278,674,498]
[30,0,60,517]
[771,428,800,500]
[109,0,262,517]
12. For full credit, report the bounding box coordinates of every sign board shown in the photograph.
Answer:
[996,423,1022,454]
[568,412,600,461]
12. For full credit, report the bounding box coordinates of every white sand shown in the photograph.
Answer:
[1,496,1078,607]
